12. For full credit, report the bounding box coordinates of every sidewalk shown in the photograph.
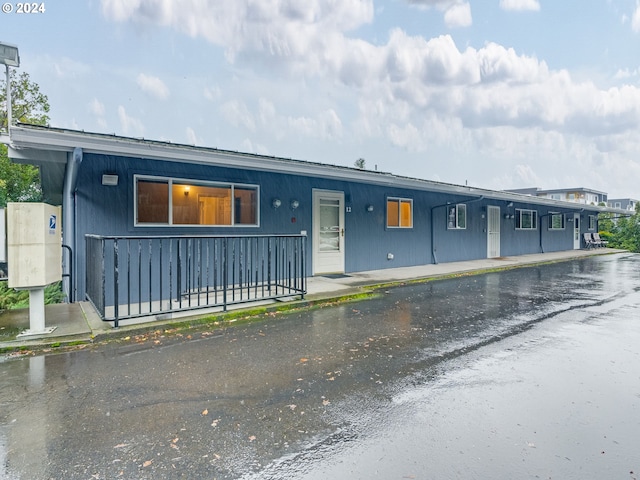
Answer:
[0,248,628,352]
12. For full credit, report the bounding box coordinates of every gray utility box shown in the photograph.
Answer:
[7,202,62,289]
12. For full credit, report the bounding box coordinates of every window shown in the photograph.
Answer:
[387,197,413,228]
[515,209,537,230]
[588,215,596,230]
[135,175,259,226]
[548,212,565,230]
[447,204,467,229]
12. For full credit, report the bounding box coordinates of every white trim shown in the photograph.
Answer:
[515,209,538,230]
[446,204,467,230]
[548,212,566,230]
[7,125,612,214]
[573,213,581,249]
[487,206,500,258]
[386,196,413,229]
[312,189,345,275]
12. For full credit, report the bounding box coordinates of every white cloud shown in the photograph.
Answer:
[287,110,343,140]
[613,68,639,80]
[185,127,200,145]
[204,85,222,101]
[444,2,472,28]
[117,106,144,136]
[100,0,640,195]
[88,98,105,116]
[499,0,541,12]
[220,100,256,131]
[632,1,640,33]
[88,98,107,129]
[136,73,170,100]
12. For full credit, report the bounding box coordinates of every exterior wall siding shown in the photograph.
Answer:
[71,153,595,300]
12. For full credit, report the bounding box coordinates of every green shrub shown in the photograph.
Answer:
[0,281,65,309]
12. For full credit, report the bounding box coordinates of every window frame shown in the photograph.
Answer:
[515,208,538,230]
[446,204,467,230]
[386,197,413,229]
[588,215,596,230]
[134,174,260,227]
[547,212,566,230]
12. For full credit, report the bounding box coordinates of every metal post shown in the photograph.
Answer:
[16,287,57,337]
[5,65,10,130]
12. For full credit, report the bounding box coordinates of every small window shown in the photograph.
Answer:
[588,215,596,230]
[447,204,466,229]
[515,209,537,230]
[548,212,565,230]
[387,197,413,228]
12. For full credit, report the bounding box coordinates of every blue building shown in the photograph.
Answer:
[5,125,610,325]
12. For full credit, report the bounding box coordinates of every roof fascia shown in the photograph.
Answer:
[7,125,609,213]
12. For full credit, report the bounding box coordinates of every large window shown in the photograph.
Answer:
[135,175,259,227]
[548,212,565,230]
[387,197,413,228]
[447,204,466,229]
[515,209,537,230]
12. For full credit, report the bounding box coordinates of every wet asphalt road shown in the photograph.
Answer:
[1,253,639,479]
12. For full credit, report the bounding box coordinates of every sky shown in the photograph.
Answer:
[2,0,640,198]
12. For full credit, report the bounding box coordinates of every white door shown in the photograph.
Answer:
[573,213,581,249]
[313,190,345,274]
[487,206,501,258]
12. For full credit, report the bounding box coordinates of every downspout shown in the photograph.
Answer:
[538,208,582,253]
[62,147,82,302]
[430,195,484,264]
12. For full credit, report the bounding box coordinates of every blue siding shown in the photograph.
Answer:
[71,153,597,299]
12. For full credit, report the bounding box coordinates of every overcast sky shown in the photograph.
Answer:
[3,0,640,198]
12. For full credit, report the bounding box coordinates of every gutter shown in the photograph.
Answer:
[431,195,484,264]
[62,147,82,302]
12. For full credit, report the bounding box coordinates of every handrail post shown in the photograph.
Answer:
[113,239,119,328]
[223,237,228,311]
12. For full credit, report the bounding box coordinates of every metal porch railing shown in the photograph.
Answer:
[85,234,306,327]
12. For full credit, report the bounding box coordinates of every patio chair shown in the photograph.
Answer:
[583,233,596,249]
[592,232,608,248]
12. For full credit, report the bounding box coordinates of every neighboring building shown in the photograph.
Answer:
[3,125,615,325]
[506,187,608,205]
[607,198,638,211]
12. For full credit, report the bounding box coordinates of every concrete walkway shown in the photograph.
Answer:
[0,248,627,352]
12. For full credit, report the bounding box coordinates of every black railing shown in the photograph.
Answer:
[85,234,307,327]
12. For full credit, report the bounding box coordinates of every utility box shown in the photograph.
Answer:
[7,203,62,288]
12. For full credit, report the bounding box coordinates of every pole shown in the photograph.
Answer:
[5,64,10,130]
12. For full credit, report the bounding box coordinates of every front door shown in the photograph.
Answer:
[573,213,581,249]
[312,189,345,275]
[487,206,501,258]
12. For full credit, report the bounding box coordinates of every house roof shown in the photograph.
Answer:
[3,124,618,213]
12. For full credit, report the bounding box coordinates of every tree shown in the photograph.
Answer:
[600,203,640,253]
[354,158,366,169]
[0,70,49,206]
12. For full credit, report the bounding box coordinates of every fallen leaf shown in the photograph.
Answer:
[114,443,129,449]
[322,399,330,406]
[211,418,220,427]
[142,460,152,467]
[202,409,208,416]
[248,435,256,442]
[299,358,308,363]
